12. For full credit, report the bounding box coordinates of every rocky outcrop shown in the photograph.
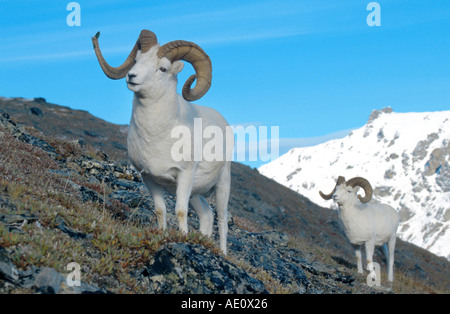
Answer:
[140,243,268,294]
[0,247,107,294]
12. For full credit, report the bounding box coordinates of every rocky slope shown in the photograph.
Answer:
[0,98,449,293]
[0,97,129,161]
[260,108,450,260]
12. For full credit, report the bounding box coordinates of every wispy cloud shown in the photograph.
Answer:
[0,50,93,63]
[196,28,312,46]
[81,0,323,45]
[230,122,354,166]
[278,128,355,152]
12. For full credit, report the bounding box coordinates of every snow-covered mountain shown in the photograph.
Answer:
[259,108,450,260]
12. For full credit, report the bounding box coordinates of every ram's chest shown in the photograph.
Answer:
[127,126,180,180]
[338,209,373,245]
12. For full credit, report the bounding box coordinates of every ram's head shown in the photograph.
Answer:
[92,29,212,102]
[319,176,373,205]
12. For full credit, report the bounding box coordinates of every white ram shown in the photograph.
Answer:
[319,176,400,282]
[92,30,232,255]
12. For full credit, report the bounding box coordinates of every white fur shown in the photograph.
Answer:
[126,46,232,254]
[332,184,400,282]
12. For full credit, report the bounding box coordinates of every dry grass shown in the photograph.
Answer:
[232,215,265,233]
[0,125,220,293]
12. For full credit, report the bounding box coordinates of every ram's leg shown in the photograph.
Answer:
[382,243,389,264]
[215,164,231,255]
[189,194,213,236]
[354,246,363,274]
[175,170,195,234]
[142,174,167,230]
[387,235,397,282]
[365,240,375,271]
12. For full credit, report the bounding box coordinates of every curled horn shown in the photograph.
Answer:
[344,177,373,203]
[158,40,212,101]
[319,176,346,200]
[92,30,158,79]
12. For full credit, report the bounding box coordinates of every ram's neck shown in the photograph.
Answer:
[130,91,179,138]
[337,199,361,224]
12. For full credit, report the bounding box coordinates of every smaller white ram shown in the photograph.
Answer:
[319,176,400,282]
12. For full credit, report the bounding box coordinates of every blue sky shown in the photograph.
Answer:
[1,0,449,167]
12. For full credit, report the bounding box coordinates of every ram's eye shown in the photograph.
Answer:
[159,67,167,73]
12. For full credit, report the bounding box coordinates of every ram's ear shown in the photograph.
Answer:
[170,60,184,75]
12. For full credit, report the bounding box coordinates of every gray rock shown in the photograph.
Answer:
[384,169,396,179]
[59,280,111,294]
[260,230,289,248]
[412,133,439,162]
[56,216,92,240]
[367,107,393,124]
[30,107,43,117]
[374,186,393,198]
[0,247,19,283]
[436,163,450,192]
[33,97,47,104]
[0,213,38,225]
[0,113,55,155]
[84,130,99,138]
[17,132,56,155]
[142,243,268,294]
[30,267,65,294]
[228,228,309,290]
[18,265,109,294]
[425,146,448,176]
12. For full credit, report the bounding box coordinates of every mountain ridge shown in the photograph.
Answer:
[0,96,129,161]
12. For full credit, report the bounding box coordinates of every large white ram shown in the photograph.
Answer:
[319,176,400,282]
[92,30,232,254]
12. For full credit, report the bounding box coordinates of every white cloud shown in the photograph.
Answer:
[0,50,93,63]
[278,128,355,152]
[231,123,355,167]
